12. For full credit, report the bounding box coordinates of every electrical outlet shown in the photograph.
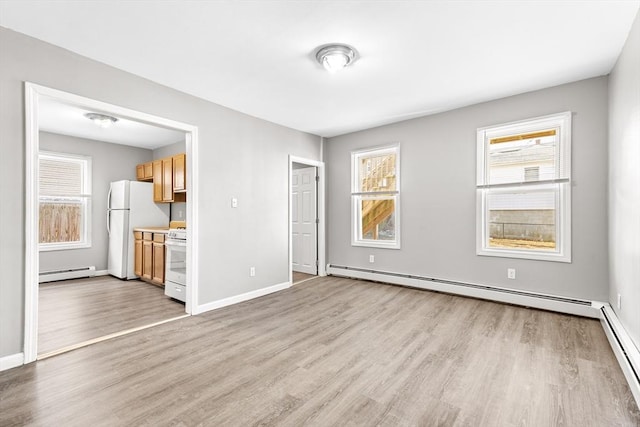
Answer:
[617,293,621,310]
[507,268,516,279]
[178,210,183,219]
[369,255,375,263]
[250,267,255,277]
[231,197,238,208]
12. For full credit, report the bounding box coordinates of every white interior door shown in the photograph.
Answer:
[292,166,317,275]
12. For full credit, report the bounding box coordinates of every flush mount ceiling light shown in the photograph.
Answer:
[315,44,357,73]
[84,112,118,128]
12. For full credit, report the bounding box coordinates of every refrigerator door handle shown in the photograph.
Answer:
[107,186,112,235]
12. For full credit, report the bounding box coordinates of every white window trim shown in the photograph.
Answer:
[476,112,572,263]
[351,144,401,249]
[39,151,92,251]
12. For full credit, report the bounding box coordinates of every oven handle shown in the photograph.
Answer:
[165,239,187,247]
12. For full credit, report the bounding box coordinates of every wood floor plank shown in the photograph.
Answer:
[1,276,638,426]
[38,276,186,354]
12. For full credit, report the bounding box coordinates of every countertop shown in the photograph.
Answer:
[133,227,170,233]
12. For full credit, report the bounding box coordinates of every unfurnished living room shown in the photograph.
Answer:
[1,1,639,426]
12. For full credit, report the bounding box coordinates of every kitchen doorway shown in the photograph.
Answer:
[24,83,200,363]
[288,156,326,285]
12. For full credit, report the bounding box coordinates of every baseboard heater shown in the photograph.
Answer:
[39,266,96,283]
[600,306,640,405]
[327,264,597,318]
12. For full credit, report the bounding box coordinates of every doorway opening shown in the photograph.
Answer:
[289,156,326,285]
[24,83,199,363]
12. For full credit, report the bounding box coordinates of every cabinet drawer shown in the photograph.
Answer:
[143,232,153,241]
[134,231,143,240]
[165,282,186,302]
[153,233,165,243]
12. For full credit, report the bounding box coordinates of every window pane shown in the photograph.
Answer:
[488,129,557,185]
[487,190,556,251]
[39,199,83,243]
[360,197,396,241]
[40,157,84,196]
[358,152,396,192]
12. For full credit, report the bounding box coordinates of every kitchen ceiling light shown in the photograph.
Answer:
[315,44,357,73]
[85,112,118,128]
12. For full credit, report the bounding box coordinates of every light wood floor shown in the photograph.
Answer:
[3,276,638,426]
[38,276,186,355]
[292,271,316,284]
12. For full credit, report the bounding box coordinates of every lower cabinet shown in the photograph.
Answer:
[134,230,166,287]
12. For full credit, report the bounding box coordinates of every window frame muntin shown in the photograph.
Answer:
[351,144,401,249]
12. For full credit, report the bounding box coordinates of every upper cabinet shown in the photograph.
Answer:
[173,153,186,193]
[136,162,153,181]
[137,153,187,203]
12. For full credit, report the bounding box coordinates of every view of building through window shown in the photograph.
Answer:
[487,130,557,250]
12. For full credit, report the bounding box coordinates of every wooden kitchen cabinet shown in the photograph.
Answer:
[151,233,165,285]
[173,153,186,192]
[134,229,167,287]
[133,231,143,277]
[162,157,173,202]
[152,160,163,202]
[136,161,153,181]
[142,232,153,281]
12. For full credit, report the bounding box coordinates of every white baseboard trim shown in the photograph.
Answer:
[194,281,291,315]
[600,305,640,406]
[0,352,24,371]
[327,265,601,318]
[95,269,108,276]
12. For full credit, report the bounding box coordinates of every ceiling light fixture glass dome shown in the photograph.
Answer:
[84,112,118,128]
[315,44,357,73]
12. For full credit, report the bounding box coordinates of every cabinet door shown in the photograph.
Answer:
[162,157,174,202]
[134,237,143,277]
[144,162,153,179]
[152,160,163,203]
[142,240,153,280]
[136,164,145,181]
[152,242,165,285]
[173,153,186,192]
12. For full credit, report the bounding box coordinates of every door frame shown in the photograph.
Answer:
[288,156,326,284]
[24,82,200,363]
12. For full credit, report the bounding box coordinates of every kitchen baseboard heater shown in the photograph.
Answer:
[39,266,96,283]
[327,264,600,318]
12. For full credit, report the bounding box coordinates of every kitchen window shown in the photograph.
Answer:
[476,112,571,262]
[39,151,92,251]
[351,145,400,249]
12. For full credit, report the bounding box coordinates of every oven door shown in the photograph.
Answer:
[165,239,187,286]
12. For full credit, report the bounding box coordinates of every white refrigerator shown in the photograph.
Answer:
[107,180,170,279]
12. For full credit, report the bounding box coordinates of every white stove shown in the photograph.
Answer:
[165,228,187,302]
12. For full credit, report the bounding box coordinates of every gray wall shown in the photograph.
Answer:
[39,131,153,273]
[609,11,640,350]
[0,27,321,357]
[326,77,609,302]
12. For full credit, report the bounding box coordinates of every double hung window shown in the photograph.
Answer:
[476,112,571,262]
[39,151,92,251]
[351,145,400,249]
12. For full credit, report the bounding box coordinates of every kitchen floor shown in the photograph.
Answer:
[38,275,186,355]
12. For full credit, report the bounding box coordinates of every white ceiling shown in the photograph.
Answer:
[1,1,639,138]
[39,96,185,149]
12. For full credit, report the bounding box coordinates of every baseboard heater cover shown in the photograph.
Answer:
[600,306,640,405]
[327,264,597,318]
[39,266,96,283]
